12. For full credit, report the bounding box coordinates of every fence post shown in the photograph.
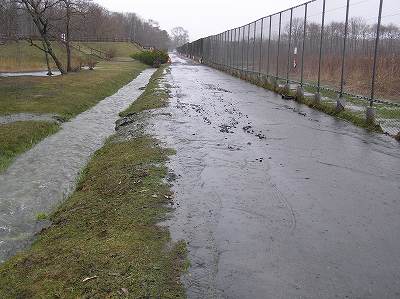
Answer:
[235,28,238,71]
[315,0,326,104]
[242,26,245,72]
[370,0,383,103]
[228,30,230,70]
[368,0,384,124]
[247,25,250,73]
[230,30,233,70]
[223,31,226,68]
[253,21,256,73]
[338,0,351,111]
[267,17,272,78]
[276,13,282,87]
[259,18,264,75]
[285,8,293,93]
[298,3,308,100]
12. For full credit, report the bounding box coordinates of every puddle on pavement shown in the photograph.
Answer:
[0,68,156,263]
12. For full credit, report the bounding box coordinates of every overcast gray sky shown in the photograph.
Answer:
[95,0,309,41]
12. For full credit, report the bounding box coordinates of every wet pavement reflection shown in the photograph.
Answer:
[147,54,400,299]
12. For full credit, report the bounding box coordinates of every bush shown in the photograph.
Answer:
[131,50,169,67]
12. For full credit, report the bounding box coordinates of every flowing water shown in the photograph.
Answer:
[0,68,155,263]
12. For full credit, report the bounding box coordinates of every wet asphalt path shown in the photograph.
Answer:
[148,55,400,298]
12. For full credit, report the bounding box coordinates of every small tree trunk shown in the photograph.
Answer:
[44,36,66,74]
[42,41,53,76]
[66,10,72,72]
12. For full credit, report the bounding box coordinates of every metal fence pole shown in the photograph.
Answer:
[259,18,264,74]
[242,26,245,71]
[253,21,256,72]
[229,29,235,69]
[267,17,272,77]
[234,28,237,70]
[247,25,250,71]
[371,0,384,105]
[228,30,231,69]
[317,0,326,94]
[276,13,282,79]
[339,0,350,98]
[225,31,228,69]
[286,8,293,83]
[301,3,308,87]
[224,31,227,68]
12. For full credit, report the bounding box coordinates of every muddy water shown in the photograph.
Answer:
[0,68,155,262]
[147,55,400,298]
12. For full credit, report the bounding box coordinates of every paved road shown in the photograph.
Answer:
[148,55,400,298]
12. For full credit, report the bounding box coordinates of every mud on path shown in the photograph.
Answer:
[146,55,400,298]
[0,69,155,263]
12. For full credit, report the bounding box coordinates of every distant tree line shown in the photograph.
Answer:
[0,0,172,48]
[0,0,191,74]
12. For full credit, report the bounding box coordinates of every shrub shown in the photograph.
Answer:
[131,50,169,67]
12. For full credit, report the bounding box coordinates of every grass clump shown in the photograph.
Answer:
[0,121,60,172]
[131,50,169,67]
[120,65,170,116]
[36,213,48,221]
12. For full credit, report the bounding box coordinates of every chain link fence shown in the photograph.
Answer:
[178,0,400,138]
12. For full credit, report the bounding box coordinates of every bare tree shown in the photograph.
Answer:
[16,0,66,74]
[59,0,88,71]
[171,26,189,49]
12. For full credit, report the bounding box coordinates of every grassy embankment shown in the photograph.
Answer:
[0,42,146,172]
[0,41,141,72]
[75,42,141,59]
[0,40,85,72]
[0,64,188,298]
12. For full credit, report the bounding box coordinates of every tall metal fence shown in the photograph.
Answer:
[178,0,400,137]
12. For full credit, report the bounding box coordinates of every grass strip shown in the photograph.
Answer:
[120,65,170,116]
[0,65,188,298]
[0,121,60,172]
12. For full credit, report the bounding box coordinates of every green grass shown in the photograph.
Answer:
[120,65,170,116]
[0,121,60,172]
[0,60,147,119]
[0,41,140,72]
[0,137,186,298]
[0,40,87,72]
[0,57,147,172]
[76,42,141,58]
[0,63,187,298]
